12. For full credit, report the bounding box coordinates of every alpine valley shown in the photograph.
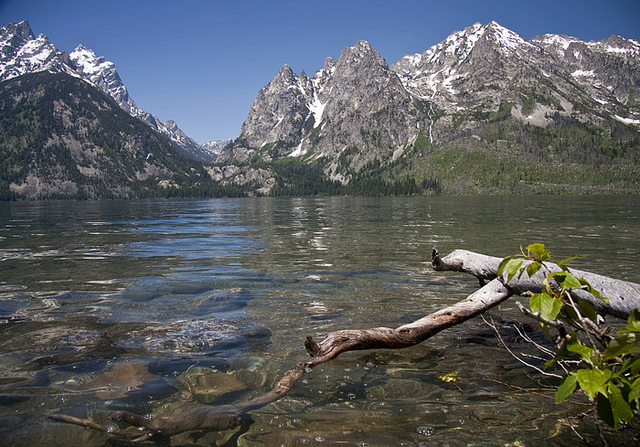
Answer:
[1,20,639,199]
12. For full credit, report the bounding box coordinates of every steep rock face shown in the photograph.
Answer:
[225,41,425,183]
[309,41,419,172]
[238,64,312,153]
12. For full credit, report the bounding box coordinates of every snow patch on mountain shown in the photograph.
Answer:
[614,115,640,125]
[308,79,326,129]
[288,141,306,157]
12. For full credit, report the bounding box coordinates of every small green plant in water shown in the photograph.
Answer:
[498,243,640,429]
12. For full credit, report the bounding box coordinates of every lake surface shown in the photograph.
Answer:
[0,195,638,446]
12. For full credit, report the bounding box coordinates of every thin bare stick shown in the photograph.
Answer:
[482,315,562,379]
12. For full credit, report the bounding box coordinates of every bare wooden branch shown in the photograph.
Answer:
[431,247,501,283]
[304,277,512,363]
[481,315,563,379]
[432,248,640,319]
[49,413,139,439]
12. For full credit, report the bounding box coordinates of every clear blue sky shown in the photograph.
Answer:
[1,0,639,144]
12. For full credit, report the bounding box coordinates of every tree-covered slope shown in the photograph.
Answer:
[0,71,230,200]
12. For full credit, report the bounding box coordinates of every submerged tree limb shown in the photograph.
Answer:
[51,362,309,443]
[51,248,640,443]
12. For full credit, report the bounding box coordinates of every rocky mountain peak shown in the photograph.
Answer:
[0,21,68,82]
[334,40,388,76]
[275,63,296,82]
[0,20,35,44]
[0,20,217,161]
[318,57,336,75]
[530,33,578,57]
[478,20,536,56]
[163,120,179,131]
[69,44,135,113]
[234,61,311,155]
[603,35,640,55]
[311,57,336,95]
[340,40,384,63]
[327,39,393,97]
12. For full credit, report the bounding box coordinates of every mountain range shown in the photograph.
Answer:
[1,20,638,199]
[219,21,639,195]
[0,21,229,162]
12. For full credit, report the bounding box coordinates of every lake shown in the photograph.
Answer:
[0,195,638,446]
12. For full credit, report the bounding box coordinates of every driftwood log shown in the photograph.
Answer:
[51,248,640,443]
[431,248,640,319]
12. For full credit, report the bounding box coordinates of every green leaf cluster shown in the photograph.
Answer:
[499,244,639,430]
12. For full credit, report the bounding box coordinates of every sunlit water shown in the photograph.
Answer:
[0,196,638,446]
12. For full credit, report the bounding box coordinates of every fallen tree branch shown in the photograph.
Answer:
[51,248,640,443]
[431,247,502,285]
[432,248,640,319]
[304,277,512,363]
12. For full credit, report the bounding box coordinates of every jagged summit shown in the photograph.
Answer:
[273,63,299,86]
[69,44,136,114]
[482,21,534,52]
[339,40,387,66]
[0,20,71,82]
[0,20,34,43]
[0,20,221,161]
[215,21,639,194]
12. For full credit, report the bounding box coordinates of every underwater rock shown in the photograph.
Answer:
[117,319,270,355]
[178,366,249,404]
[73,359,152,400]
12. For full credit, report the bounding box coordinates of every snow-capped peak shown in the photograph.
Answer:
[484,20,534,52]
[69,44,135,112]
[532,33,578,52]
[0,20,211,160]
[0,21,64,82]
[70,45,110,75]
